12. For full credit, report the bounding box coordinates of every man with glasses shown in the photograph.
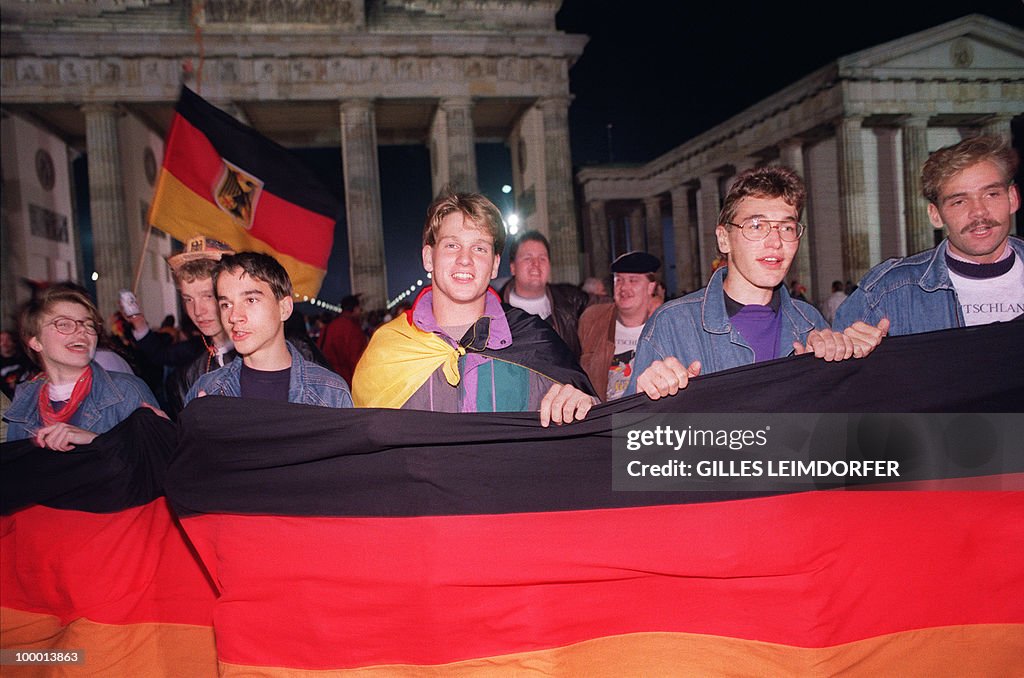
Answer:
[630,165,888,400]
[835,134,1022,335]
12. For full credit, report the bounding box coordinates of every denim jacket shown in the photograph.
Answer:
[185,341,352,408]
[834,237,1024,336]
[628,267,827,392]
[3,361,157,442]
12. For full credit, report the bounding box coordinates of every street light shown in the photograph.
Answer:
[506,213,520,235]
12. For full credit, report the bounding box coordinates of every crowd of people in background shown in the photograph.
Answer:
[1,134,1020,445]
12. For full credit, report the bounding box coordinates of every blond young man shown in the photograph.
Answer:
[353,190,595,426]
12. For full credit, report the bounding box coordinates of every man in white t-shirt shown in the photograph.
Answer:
[500,230,589,357]
[835,134,1023,334]
[577,251,661,402]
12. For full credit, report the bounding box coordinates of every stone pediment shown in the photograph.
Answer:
[837,14,1024,77]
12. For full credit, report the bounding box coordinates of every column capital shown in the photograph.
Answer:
[835,115,865,131]
[983,113,1015,125]
[535,95,572,112]
[899,113,931,128]
[80,102,121,116]
[339,98,375,113]
[982,114,1015,141]
[438,96,474,110]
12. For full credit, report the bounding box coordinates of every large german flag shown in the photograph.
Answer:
[165,320,1024,675]
[1,411,217,677]
[148,86,337,298]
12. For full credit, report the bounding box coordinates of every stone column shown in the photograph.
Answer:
[628,205,645,252]
[982,114,1014,143]
[670,185,697,293]
[835,116,871,283]
[83,104,131,318]
[538,96,580,283]
[728,158,757,189]
[587,199,611,283]
[0,195,17,328]
[643,196,664,264]
[779,139,814,299]
[340,99,387,310]
[429,97,478,195]
[901,115,932,255]
[697,173,721,283]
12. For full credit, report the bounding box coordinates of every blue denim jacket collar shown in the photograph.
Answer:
[701,267,819,351]
[3,361,155,439]
[192,341,352,408]
[918,240,955,293]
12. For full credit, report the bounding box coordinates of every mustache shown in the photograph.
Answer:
[959,219,1000,234]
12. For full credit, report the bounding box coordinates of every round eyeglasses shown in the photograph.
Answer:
[47,317,99,335]
[726,217,806,242]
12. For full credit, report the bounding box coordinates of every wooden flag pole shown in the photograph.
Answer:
[131,223,154,295]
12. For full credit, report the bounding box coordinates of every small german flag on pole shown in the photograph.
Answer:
[148,86,337,298]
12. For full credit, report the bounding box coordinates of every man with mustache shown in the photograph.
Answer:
[836,135,1022,334]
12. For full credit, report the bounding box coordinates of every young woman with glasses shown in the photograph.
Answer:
[2,286,159,450]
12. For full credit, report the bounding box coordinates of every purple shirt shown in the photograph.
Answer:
[411,288,514,412]
[725,291,783,363]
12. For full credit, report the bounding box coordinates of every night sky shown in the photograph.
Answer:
[309,3,1023,307]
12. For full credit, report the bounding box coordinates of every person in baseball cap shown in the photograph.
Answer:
[126,236,238,416]
[166,236,235,272]
[577,251,662,401]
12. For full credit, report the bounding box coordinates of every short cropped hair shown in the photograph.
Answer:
[171,258,218,288]
[718,165,806,226]
[508,230,550,261]
[214,252,293,301]
[19,285,103,365]
[423,188,506,256]
[921,134,1018,205]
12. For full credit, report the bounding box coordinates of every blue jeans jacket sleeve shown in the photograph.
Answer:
[628,268,826,394]
[3,362,157,441]
[184,342,352,408]
[830,238,1024,335]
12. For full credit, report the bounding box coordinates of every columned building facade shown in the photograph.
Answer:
[577,15,1023,303]
[1,0,587,317]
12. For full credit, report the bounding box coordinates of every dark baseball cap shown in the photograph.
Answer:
[610,251,661,274]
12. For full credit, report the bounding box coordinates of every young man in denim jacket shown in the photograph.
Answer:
[185,252,352,408]
[630,166,888,400]
[835,135,1022,335]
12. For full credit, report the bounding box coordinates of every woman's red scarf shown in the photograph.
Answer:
[37,366,94,427]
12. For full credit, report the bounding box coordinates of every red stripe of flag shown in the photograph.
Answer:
[1,500,216,626]
[180,490,1024,670]
[160,113,334,270]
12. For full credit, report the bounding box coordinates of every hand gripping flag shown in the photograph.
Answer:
[148,86,337,298]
